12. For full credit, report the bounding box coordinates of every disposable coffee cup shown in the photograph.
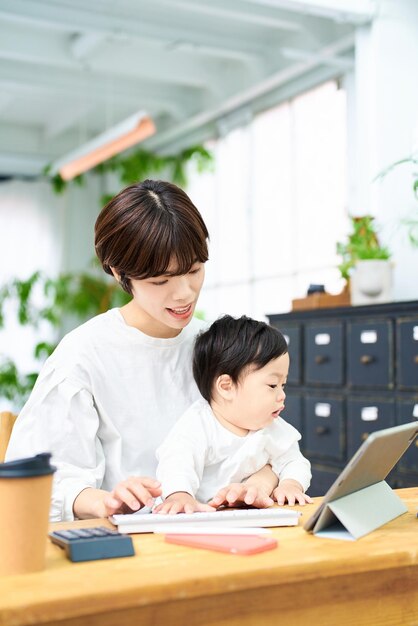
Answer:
[0,453,56,576]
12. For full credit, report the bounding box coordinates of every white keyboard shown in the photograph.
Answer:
[110,507,301,534]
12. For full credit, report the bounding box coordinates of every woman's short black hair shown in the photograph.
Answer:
[193,315,288,403]
[95,179,209,294]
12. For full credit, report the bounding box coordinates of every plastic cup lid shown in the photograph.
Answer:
[0,453,56,478]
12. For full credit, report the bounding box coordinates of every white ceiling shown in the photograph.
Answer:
[0,0,374,178]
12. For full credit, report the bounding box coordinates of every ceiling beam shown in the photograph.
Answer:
[44,102,96,140]
[69,32,106,60]
[0,92,13,114]
[0,59,205,118]
[280,46,354,69]
[159,0,303,31]
[0,0,267,57]
[242,0,374,23]
[146,32,354,151]
[0,22,232,92]
[0,151,49,176]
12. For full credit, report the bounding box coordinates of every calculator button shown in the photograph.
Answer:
[73,529,94,538]
[89,527,111,537]
[54,530,80,540]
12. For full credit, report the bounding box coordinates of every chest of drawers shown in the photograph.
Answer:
[268,300,418,496]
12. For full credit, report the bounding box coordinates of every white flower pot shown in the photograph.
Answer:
[350,260,393,306]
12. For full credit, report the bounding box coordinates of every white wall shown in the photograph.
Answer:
[351,0,418,301]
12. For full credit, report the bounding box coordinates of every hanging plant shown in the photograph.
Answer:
[44,145,214,196]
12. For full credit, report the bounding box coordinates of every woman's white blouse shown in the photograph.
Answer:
[6,309,207,521]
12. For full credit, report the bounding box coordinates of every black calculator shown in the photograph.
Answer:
[49,526,135,562]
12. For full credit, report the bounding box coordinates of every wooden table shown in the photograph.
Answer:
[0,487,417,626]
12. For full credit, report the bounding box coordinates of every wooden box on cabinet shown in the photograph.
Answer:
[268,300,418,497]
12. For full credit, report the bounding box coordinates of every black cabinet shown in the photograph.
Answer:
[269,300,418,496]
[347,320,393,388]
[346,396,395,458]
[304,395,345,462]
[305,323,344,385]
[282,393,302,433]
[281,326,301,385]
[397,318,418,389]
[396,397,418,473]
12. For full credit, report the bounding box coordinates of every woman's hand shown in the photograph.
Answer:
[102,476,162,516]
[153,491,216,515]
[208,483,274,509]
[273,479,313,506]
[73,477,162,519]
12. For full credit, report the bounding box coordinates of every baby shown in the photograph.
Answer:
[155,314,312,514]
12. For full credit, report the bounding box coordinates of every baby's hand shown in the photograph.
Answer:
[273,479,313,506]
[103,476,162,516]
[208,483,274,509]
[153,492,216,515]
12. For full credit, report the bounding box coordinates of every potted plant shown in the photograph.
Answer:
[336,215,392,305]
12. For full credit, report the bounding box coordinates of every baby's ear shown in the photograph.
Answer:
[215,374,235,400]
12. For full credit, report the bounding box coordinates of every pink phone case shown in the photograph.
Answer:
[164,533,278,555]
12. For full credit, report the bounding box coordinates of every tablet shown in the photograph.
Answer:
[304,421,418,533]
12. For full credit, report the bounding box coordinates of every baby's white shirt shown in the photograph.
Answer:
[156,398,311,502]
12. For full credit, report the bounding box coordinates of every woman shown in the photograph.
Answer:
[6,180,277,520]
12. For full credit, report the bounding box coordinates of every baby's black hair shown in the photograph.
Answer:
[193,315,288,403]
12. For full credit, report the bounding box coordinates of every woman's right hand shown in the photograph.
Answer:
[73,478,161,519]
[103,476,162,516]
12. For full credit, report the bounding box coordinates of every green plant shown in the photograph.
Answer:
[374,153,418,247]
[44,145,214,201]
[0,262,131,408]
[336,215,391,281]
[0,360,39,408]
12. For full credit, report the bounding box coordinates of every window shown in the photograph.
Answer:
[188,80,347,321]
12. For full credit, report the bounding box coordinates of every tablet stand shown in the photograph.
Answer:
[312,480,408,540]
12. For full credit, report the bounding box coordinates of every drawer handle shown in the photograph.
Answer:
[360,355,374,365]
[414,355,418,365]
[315,355,329,365]
[315,426,330,436]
